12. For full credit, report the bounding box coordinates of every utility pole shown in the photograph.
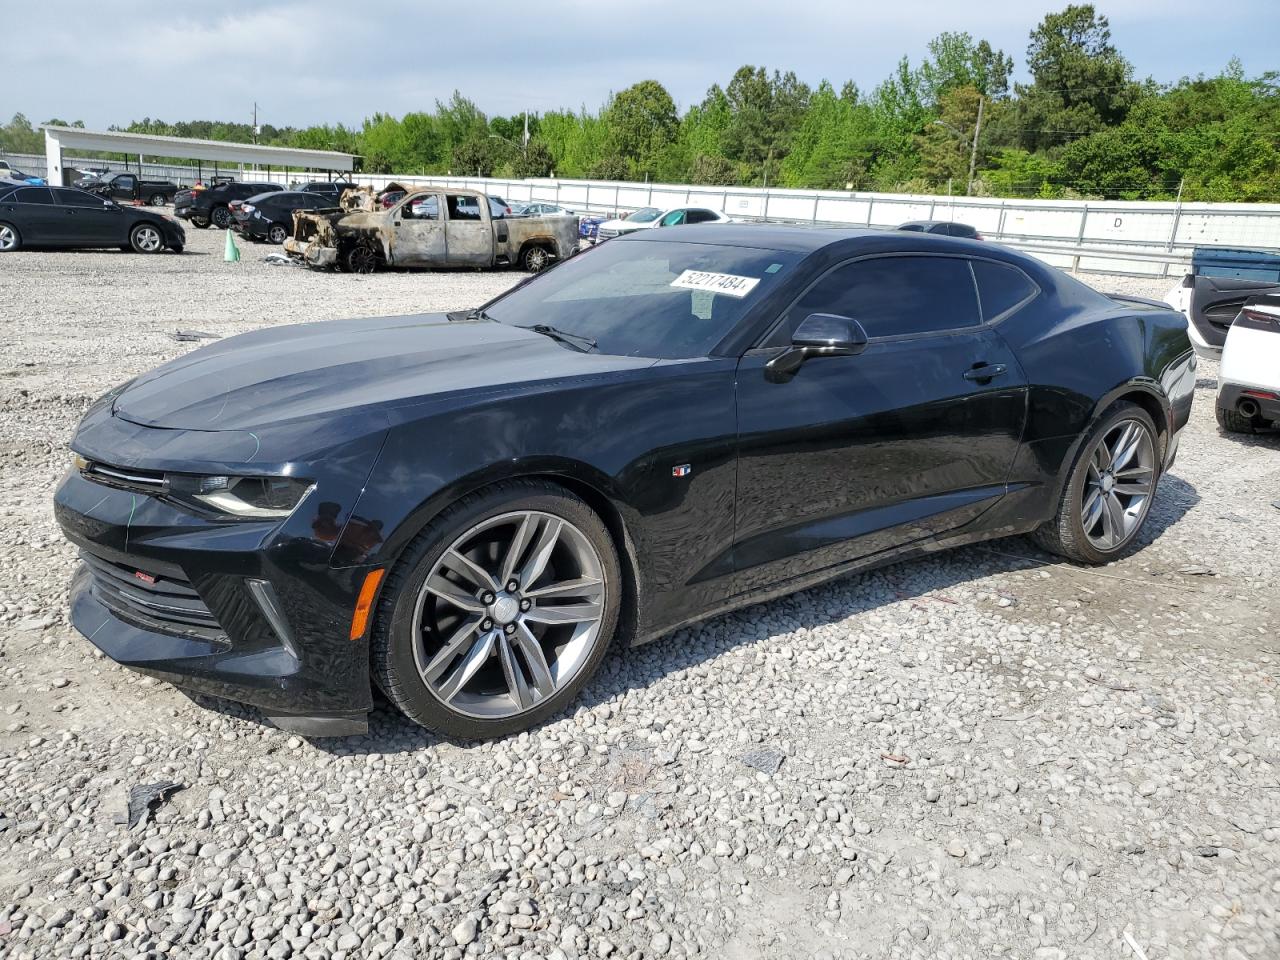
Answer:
[252,103,259,144]
[966,96,984,196]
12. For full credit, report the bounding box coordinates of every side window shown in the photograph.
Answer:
[14,187,55,205]
[972,260,1038,321]
[446,195,482,221]
[686,210,717,224]
[405,195,439,221]
[660,209,686,227]
[53,188,104,208]
[115,175,136,190]
[775,256,981,342]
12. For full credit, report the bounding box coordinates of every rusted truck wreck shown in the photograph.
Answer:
[283,185,579,273]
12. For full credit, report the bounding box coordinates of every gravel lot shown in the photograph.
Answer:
[1,222,1277,960]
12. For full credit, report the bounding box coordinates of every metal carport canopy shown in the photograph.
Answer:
[42,125,356,183]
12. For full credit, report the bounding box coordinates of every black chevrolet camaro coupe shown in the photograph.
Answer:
[0,183,185,253]
[54,226,1196,737]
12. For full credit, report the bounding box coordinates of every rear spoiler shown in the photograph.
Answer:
[1106,293,1180,311]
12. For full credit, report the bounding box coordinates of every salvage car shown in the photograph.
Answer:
[1216,294,1280,433]
[593,205,730,243]
[174,180,284,229]
[54,225,1195,738]
[284,186,578,273]
[0,183,184,253]
[233,190,334,244]
[84,173,180,206]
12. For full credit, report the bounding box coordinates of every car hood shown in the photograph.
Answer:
[112,315,657,432]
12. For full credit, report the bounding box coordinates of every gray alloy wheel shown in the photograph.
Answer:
[371,480,621,738]
[148,193,167,206]
[0,222,19,252]
[1031,402,1160,564]
[413,510,606,719]
[1078,418,1156,551]
[211,206,231,229]
[268,223,288,244]
[522,244,551,272]
[130,224,164,253]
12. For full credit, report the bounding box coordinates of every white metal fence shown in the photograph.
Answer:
[9,150,1280,276]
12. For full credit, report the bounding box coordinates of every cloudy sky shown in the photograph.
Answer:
[6,0,1270,130]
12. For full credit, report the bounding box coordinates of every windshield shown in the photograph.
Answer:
[485,239,799,359]
[625,207,662,223]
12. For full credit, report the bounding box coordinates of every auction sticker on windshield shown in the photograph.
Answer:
[670,270,761,298]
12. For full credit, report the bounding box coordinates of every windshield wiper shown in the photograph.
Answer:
[528,324,597,353]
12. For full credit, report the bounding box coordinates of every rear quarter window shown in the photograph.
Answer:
[972,260,1039,321]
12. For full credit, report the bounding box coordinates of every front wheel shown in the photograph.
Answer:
[1030,403,1160,564]
[342,241,379,274]
[0,222,20,252]
[210,206,231,229]
[129,223,164,254]
[371,480,621,739]
[191,217,209,229]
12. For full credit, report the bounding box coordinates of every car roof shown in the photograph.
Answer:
[620,222,1035,267]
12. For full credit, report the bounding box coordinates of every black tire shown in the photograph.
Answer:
[191,218,210,229]
[1216,404,1258,434]
[267,223,288,245]
[1030,402,1160,565]
[521,244,553,272]
[371,479,622,739]
[210,206,231,229]
[0,221,20,252]
[148,193,167,206]
[129,222,165,254]
[171,245,184,254]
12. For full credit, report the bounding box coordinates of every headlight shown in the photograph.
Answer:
[168,475,314,519]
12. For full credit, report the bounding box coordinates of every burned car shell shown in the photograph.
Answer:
[284,186,578,272]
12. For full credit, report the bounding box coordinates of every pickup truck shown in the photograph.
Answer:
[84,173,180,206]
[283,186,579,273]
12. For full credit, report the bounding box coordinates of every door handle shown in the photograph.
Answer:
[963,362,1007,382]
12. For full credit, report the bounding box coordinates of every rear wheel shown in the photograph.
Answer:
[267,223,288,244]
[0,222,20,252]
[129,223,164,254]
[1031,403,1159,564]
[191,217,209,229]
[522,244,552,272]
[210,206,231,229]
[1216,404,1260,434]
[371,480,621,739]
[148,193,167,206]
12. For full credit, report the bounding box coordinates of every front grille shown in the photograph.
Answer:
[81,460,166,497]
[82,550,225,639]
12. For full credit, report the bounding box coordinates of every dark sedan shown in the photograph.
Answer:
[0,183,185,253]
[899,220,982,239]
[233,190,333,244]
[54,227,1195,738]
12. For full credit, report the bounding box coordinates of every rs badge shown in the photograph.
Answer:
[672,464,692,478]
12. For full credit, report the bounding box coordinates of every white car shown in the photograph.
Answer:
[1216,294,1280,433]
[518,202,574,217]
[593,205,731,243]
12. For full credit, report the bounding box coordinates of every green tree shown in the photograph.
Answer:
[918,32,1013,105]
[604,80,678,179]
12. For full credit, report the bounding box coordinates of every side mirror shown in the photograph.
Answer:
[765,313,868,382]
